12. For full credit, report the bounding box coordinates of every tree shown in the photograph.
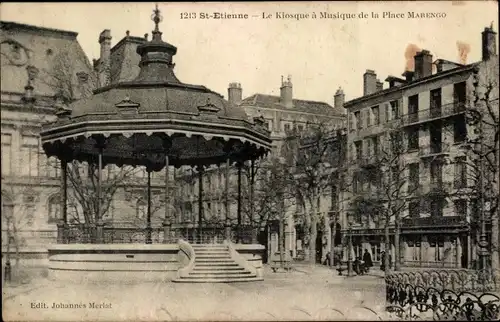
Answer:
[39,50,149,238]
[241,156,296,267]
[1,184,43,272]
[349,127,426,273]
[283,121,339,265]
[465,59,499,271]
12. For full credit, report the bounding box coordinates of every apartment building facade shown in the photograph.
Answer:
[1,21,96,252]
[342,26,498,268]
[228,79,347,260]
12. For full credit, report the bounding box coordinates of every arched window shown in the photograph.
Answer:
[136,198,147,219]
[48,195,60,224]
[1,193,14,226]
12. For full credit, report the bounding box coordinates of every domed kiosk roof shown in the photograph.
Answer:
[41,5,271,170]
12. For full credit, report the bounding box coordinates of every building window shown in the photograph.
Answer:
[136,198,147,219]
[371,136,379,156]
[454,116,467,143]
[349,114,355,131]
[370,243,382,262]
[390,132,403,154]
[1,133,12,176]
[409,200,420,218]
[372,106,380,125]
[408,94,418,115]
[366,109,371,127]
[430,88,442,116]
[1,194,14,228]
[366,139,371,157]
[20,135,39,177]
[297,124,304,132]
[430,236,444,261]
[407,236,421,261]
[430,160,443,188]
[390,100,400,120]
[408,163,420,193]
[267,120,273,131]
[284,123,291,133]
[407,128,419,150]
[454,156,467,189]
[430,198,444,217]
[353,171,361,193]
[354,141,362,161]
[46,157,60,178]
[48,195,60,224]
[454,199,467,217]
[453,82,467,107]
[354,111,361,129]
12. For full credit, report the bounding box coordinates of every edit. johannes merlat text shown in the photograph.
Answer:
[49,302,112,309]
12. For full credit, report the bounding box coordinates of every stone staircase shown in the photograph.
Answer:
[173,244,262,283]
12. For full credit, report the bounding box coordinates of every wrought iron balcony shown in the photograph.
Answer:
[407,183,424,196]
[399,102,467,127]
[402,215,467,228]
[418,143,451,158]
[359,153,380,168]
[428,181,453,195]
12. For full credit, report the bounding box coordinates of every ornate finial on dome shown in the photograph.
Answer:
[151,3,163,41]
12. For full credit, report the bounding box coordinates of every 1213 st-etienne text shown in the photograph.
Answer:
[180,12,249,20]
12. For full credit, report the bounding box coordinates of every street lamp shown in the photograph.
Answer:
[469,108,490,272]
[4,212,13,282]
[346,212,355,277]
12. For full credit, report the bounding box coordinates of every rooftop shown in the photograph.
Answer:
[241,94,345,117]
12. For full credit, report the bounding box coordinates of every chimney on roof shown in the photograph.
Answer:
[482,24,497,61]
[363,70,377,96]
[98,29,112,87]
[376,79,383,92]
[228,82,242,105]
[280,75,293,108]
[334,87,345,109]
[385,76,406,88]
[402,70,414,82]
[414,50,433,80]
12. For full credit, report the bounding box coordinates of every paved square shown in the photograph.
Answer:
[3,265,388,321]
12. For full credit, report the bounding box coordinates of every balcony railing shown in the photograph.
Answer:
[418,143,451,158]
[428,181,453,195]
[358,153,380,167]
[402,215,466,228]
[399,101,467,127]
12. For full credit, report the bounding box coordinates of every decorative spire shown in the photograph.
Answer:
[134,3,179,83]
[151,3,163,41]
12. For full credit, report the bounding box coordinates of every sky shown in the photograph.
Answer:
[1,1,498,105]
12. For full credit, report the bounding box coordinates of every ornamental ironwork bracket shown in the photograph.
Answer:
[115,96,140,114]
[197,98,221,114]
[253,115,266,127]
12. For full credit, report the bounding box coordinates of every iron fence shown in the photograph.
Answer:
[64,224,256,244]
[385,269,500,320]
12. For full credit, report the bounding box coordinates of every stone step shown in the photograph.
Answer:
[195,258,236,263]
[196,255,232,259]
[191,245,227,248]
[194,250,229,253]
[190,270,252,276]
[173,276,262,283]
[193,266,244,271]
[194,263,240,268]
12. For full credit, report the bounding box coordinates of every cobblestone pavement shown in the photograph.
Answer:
[3,265,388,321]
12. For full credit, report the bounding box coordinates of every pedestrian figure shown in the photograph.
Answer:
[380,251,386,271]
[363,249,373,273]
